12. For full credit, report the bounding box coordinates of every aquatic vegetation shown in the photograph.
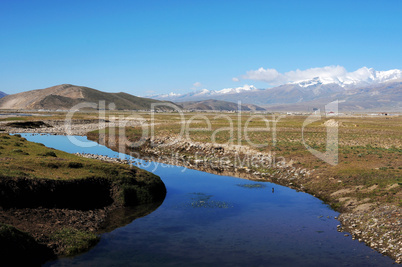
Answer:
[185,192,233,209]
[236,183,266,189]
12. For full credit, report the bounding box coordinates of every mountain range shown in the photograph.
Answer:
[290,67,402,88]
[0,67,401,112]
[153,68,402,111]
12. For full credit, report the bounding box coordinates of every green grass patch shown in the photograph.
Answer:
[0,117,27,122]
[49,228,99,256]
[0,134,143,181]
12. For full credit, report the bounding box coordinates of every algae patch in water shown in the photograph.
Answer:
[236,183,266,189]
[185,193,233,209]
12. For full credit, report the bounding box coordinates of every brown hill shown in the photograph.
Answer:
[0,84,174,111]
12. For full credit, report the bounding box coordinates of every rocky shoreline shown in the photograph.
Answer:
[338,205,402,262]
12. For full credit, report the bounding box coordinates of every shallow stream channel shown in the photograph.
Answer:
[21,134,395,267]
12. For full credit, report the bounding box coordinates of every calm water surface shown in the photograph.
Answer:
[21,134,394,267]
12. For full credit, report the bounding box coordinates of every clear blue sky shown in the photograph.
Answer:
[1,0,401,95]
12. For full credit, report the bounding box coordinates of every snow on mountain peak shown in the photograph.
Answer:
[214,84,257,95]
[198,89,210,95]
[293,67,402,88]
[293,77,322,87]
[154,85,258,100]
[156,92,183,98]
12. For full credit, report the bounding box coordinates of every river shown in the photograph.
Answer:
[21,134,394,267]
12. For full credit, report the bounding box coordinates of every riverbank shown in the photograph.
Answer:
[87,129,402,264]
[0,133,166,264]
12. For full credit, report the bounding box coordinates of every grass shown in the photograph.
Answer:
[0,134,149,182]
[0,116,28,121]
[49,228,100,256]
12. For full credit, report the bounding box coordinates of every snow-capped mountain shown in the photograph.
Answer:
[154,85,259,102]
[151,67,402,111]
[214,84,258,94]
[292,67,402,88]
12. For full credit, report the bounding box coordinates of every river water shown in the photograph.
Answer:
[21,134,394,267]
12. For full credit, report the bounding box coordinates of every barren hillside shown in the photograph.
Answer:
[0,84,173,110]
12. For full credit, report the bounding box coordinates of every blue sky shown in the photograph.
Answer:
[1,0,401,95]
